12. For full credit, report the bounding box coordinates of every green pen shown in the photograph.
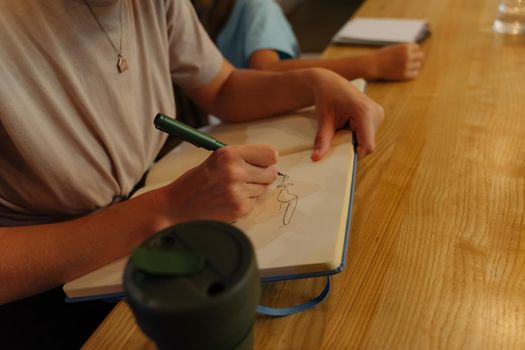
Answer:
[154,113,226,150]
[154,113,285,176]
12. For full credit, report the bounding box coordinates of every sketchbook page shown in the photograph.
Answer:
[238,133,354,277]
[63,257,127,298]
[351,77,367,92]
[333,17,429,45]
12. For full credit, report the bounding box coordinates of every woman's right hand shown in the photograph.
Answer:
[158,144,279,223]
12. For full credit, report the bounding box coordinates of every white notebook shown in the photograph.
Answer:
[333,17,430,46]
[63,80,366,301]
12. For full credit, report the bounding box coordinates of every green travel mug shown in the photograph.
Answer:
[123,220,261,350]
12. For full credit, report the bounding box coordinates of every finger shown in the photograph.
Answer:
[354,110,378,156]
[243,183,270,198]
[236,144,279,167]
[410,50,425,62]
[406,65,422,75]
[312,109,336,161]
[407,61,422,70]
[244,163,277,184]
[404,70,420,80]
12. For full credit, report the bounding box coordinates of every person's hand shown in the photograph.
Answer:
[310,69,384,160]
[161,144,278,223]
[370,43,425,81]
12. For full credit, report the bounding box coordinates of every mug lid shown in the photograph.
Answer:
[124,220,258,313]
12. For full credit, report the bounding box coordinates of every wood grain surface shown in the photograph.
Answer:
[84,0,525,348]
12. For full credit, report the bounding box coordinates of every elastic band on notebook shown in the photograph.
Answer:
[256,276,331,317]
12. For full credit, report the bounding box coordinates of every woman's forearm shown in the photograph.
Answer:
[0,142,280,304]
[252,56,376,81]
[196,65,336,122]
[0,190,170,304]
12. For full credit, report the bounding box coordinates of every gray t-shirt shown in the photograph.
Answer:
[0,0,223,226]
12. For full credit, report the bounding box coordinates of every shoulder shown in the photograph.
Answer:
[160,0,199,22]
[237,0,289,29]
[240,0,285,15]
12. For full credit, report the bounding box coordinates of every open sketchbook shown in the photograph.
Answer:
[63,79,365,301]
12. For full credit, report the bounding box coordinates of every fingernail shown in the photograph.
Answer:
[311,150,320,161]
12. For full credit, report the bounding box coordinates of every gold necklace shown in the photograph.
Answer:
[83,0,128,73]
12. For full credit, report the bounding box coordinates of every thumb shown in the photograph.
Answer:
[312,110,336,161]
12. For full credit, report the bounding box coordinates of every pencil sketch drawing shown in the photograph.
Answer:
[276,175,298,226]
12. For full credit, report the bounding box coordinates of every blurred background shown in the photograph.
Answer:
[193,0,364,55]
[279,0,364,54]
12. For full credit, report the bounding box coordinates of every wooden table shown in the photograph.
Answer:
[84,0,525,348]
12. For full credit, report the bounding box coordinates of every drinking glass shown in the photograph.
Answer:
[493,0,525,34]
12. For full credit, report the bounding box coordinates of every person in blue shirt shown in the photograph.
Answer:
[203,0,425,81]
[215,0,300,68]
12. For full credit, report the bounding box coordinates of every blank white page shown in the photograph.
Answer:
[334,17,428,44]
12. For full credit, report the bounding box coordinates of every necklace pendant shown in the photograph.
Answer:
[117,55,128,73]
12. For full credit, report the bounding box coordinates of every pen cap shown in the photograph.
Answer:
[123,220,260,350]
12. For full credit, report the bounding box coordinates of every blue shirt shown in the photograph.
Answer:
[216,0,300,68]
